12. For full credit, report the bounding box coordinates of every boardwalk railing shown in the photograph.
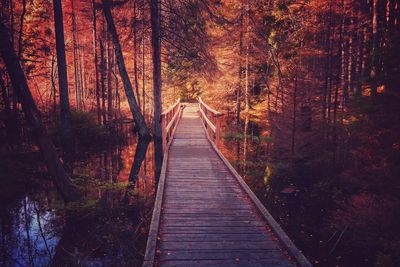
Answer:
[198,97,223,147]
[161,98,183,152]
[143,102,312,267]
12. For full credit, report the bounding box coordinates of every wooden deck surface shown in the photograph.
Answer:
[154,104,297,267]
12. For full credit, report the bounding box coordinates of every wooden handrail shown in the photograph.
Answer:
[161,98,183,152]
[162,98,181,116]
[198,97,222,116]
[198,107,216,132]
[198,97,222,147]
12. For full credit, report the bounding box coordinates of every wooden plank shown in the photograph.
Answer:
[160,259,294,267]
[162,220,266,227]
[162,226,267,234]
[159,249,287,261]
[161,233,271,242]
[159,240,278,250]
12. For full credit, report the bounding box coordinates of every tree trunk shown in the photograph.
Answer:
[0,22,80,202]
[71,0,81,111]
[150,0,163,180]
[79,46,86,111]
[243,113,249,175]
[17,0,27,59]
[347,35,353,98]
[244,43,250,113]
[340,0,348,106]
[100,18,107,124]
[92,0,101,124]
[107,32,113,121]
[101,0,150,139]
[355,2,365,98]
[322,2,333,142]
[50,55,57,113]
[53,0,72,137]
[133,0,141,109]
[370,0,379,97]
[244,0,250,113]
[291,75,297,155]
[142,18,146,115]
[236,0,244,126]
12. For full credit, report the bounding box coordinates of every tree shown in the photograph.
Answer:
[101,0,150,140]
[150,0,163,180]
[0,22,80,202]
[52,0,72,137]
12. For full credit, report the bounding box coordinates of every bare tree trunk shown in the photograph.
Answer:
[79,46,86,111]
[333,1,345,168]
[92,0,101,124]
[107,32,113,121]
[0,71,10,124]
[355,28,364,97]
[0,22,80,201]
[370,0,379,98]
[326,13,335,142]
[244,0,250,113]
[50,55,57,113]
[243,113,249,175]
[291,75,297,155]
[244,43,249,113]
[150,0,163,180]
[112,52,120,116]
[236,0,244,126]
[322,1,333,141]
[347,35,353,98]
[9,0,14,47]
[17,0,26,59]
[71,0,81,111]
[142,20,146,115]
[53,0,72,137]
[341,41,349,106]
[133,0,141,109]
[100,17,107,124]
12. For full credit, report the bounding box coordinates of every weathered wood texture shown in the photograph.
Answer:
[148,104,301,267]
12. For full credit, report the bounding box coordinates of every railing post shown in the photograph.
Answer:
[215,115,221,148]
[161,114,167,153]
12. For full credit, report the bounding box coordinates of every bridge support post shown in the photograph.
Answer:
[215,115,221,148]
[161,114,166,152]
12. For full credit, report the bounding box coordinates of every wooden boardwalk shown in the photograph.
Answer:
[143,103,312,267]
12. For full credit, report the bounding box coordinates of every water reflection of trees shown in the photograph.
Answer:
[1,123,155,266]
[0,192,61,267]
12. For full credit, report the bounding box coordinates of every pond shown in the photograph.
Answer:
[0,123,155,267]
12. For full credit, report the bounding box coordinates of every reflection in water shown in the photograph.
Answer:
[1,195,61,267]
[129,138,151,183]
[0,122,155,266]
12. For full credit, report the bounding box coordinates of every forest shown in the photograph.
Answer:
[0,0,399,266]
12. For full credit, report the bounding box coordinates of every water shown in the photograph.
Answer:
[1,111,389,267]
[0,123,155,267]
